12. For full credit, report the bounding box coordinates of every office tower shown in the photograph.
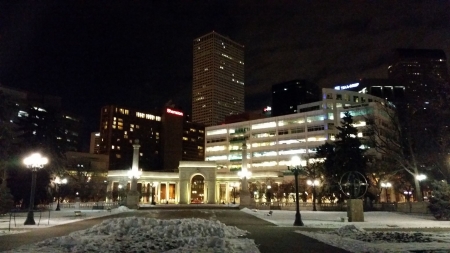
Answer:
[192,31,245,126]
[98,106,205,171]
[333,79,405,104]
[388,48,449,108]
[0,84,82,152]
[271,79,321,116]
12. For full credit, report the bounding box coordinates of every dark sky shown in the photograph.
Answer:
[1,1,449,143]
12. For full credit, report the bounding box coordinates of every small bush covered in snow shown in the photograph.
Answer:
[428,180,450,220]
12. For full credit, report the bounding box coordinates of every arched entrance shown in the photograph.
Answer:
[191,175,204,203]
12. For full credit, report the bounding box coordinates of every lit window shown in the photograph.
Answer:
[116,154,121,158]
[111,145,115,149]
[183,137,188,141]
[140,153,143,156]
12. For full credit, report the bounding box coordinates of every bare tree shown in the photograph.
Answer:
[365,102,428,201]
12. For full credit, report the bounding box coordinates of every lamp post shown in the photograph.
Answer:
[54,177,67,211]
[118,184,123,203]
[381,182,392,203]
[230,182,237,204]
[151,182,158,205]
[287,156,304,226]
[23,153,48,225]
[416,174,427,201]
[266,185,273,205]
[307,179,320,211]
[404,188,413,202]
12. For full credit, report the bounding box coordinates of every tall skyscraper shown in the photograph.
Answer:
[192,31,245,126]
[388,48,449,108]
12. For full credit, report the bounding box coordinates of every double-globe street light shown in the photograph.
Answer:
[54,176,68,211]
[23,153,48,225]
[287,156,304,226]
[307,179,320,211]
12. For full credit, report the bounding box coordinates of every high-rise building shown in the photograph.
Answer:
[271,79,321,116]
[0,84,82,152]
[98,106,205,171]
[192,31,245,126]
[388,48,449,108]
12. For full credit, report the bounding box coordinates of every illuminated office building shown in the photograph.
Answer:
[98,106,205,171]
[388,48,449,108]
[204,88,391,173]
[192,31,245,126]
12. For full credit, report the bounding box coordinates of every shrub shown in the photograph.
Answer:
[428,180,450,220]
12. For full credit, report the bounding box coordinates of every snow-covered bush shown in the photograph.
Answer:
[428,180,450,220]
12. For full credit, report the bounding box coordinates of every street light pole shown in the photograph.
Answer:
[416,174,427,201]
[23,153,48,225]
[288,156,304,226]
[307,179,319,211]
[55,177,67,211]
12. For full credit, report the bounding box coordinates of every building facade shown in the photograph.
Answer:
[271,79,321,116]
[0,84,82,152]
[388,48,449,108]
[105,89,393,205]
[204,88,389,173]
[192,31,245,126]
[98,106,205,171]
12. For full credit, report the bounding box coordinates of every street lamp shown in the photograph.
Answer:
[151,182,158,205]
[416,174,427,201]
[230,182,238,204]
[23,153,48,225]
[404,189,413,202]
[381,182,392,203]
[287,156,304,226]
[54,177,68,211]
[118,184,123,203]
[307,179,320,211]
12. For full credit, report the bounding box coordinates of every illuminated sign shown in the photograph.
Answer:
[334,82,359,90]
[166,108,183,116]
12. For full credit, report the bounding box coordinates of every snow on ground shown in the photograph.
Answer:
[5,216,259,253]
[242,208,450,252]
[3,207,450,252]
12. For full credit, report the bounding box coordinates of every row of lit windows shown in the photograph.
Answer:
[206,149,317,162]
[136,112,161,121]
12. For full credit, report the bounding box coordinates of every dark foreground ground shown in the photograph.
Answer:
[0,209,350,253]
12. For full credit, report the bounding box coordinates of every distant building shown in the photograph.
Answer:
[271,80,321,116]
[388,48,449,108]
[192,31,245,126]
[223,111,267,124]
[0,84,82,152]
[333,79,405,104]
[98,106,205,171]
[90,132,101,154]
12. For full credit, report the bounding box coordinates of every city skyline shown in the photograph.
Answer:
[0,1,449,138]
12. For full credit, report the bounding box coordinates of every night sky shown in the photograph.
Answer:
[1,1,449,146]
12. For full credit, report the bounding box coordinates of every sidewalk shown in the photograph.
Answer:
[0,208,123,233]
